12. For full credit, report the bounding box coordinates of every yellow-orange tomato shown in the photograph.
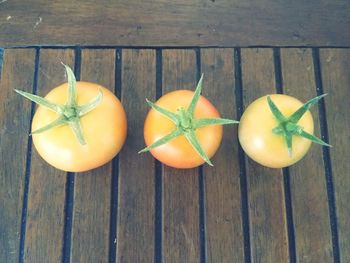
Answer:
[144,90,223,169]
[32,81,127,172]
[238,94,314,168]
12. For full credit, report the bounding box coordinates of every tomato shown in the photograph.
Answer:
[140,76,238,169]
[16,65,127,172]
[238,94,329,168]
[144,90,221,168]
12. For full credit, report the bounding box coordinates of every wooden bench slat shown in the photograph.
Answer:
[241,48,289,262]
[201,48,245,262]
[320,48,350,263]
[161,49,200,263]
[24,49,74,262]
[117,49,156,262]
[0,1,349,47]
[280,48,333,261]
[0,49,36,263]
[70,49,115,263]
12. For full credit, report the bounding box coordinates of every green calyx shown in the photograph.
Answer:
[139,74,239,166]
[267,94,331,156]
[15,63,103,145]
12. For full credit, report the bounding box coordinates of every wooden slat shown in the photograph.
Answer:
[280,48,333,261]
[0,49,36,263]
[161,49,200,263]
[24,49,74,263]
[70,49,115,263]
[200,48,245,262]
[0,0,349,47]
[320,49,350,263]
[117,49,156,262]
[241,48,289,262]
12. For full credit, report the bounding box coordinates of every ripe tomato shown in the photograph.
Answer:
[141,76,238,169]
[16,65,127,172]
[238,94,328,168]
[144,91,221,168]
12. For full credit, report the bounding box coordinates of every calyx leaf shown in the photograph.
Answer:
[15,63,103,145]
[267,94,331,156]
[139,74,239,166]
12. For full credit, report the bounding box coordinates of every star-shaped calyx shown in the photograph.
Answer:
[15,63,103,145]
[267,94,331,156]
[139,75,239,166]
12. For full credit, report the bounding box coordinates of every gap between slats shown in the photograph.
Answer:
[0,48,4,79]
[154,48,163,263]
[196,48,207,263]
[109,48,122,263]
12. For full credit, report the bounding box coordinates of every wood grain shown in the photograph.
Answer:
[24,49,74,263]
[320,49,350,263]
[117,49,156,262]
[162,50,200,263]
[69,49,115,263]
[280,48,333,261]
[0,0,349,47]
[241,48,289,262]
[200,48,245,262]
[0,49,36,263]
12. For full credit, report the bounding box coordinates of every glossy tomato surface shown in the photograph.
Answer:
[32,81,127,172]
[238,94,314,168]
[144,90,223,169]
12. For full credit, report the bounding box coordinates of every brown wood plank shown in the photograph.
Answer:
[162,49,200,263]
[24,49,74,263]
[280,48,333,261]
[200,48,245,262]
[117,49,156,262]
[0,0,349,47]
[0,49,36,263]
[320,49,350,263]
[70,49,115,263]
[241,48,289,262]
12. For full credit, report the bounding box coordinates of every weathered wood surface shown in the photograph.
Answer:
[70,49,116,263]
[320,49,350,263]
[0,0,350,47]
[280,48,333,262]
[24,49,74,263]
[240,48,289,262]
[201,48,245,262]
[0,47,349,263]
[117,49,156,262]
[161,50,200,263]
[0,49,36,263]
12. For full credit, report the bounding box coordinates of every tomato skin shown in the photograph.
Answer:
[32,81,127,172]
[238,94,314,168]
[144,90,223,169]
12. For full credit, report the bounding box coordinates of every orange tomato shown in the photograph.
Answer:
[143,90,223,169]
[31,81,127,172]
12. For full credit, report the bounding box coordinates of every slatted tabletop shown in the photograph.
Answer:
[0,47,349,263]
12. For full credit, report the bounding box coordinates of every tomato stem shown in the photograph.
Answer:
[15,64,103,145]
[139,75,239,166]
[267,95,331,157]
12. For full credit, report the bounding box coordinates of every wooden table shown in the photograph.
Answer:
[0,1,349,263]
